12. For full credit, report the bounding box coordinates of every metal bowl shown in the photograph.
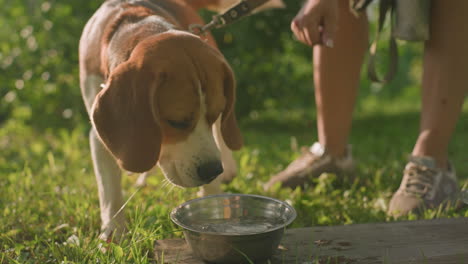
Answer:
[170,193,296,264]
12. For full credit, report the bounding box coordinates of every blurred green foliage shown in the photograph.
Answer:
[1,1,100,130]
[0,0,424,130]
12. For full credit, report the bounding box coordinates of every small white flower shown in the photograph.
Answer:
[66,235,80,246]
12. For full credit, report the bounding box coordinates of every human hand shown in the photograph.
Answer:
[291,0,338,47]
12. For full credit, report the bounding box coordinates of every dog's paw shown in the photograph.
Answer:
[99,216,127,244]
[99,226,126,243]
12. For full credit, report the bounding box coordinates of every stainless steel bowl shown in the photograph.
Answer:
[170,193,296,264]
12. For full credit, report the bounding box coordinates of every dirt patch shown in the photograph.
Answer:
[314,239,332,247]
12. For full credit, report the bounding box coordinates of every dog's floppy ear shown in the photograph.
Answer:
[91,61,162,173]
[221,63,243,150]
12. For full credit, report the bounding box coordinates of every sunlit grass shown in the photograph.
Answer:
[1,96,467,263]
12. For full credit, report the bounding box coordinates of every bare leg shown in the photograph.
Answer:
[264,0,368,190]
[314,0,368,157]
[388,1,468,217]
[412,0,468,168]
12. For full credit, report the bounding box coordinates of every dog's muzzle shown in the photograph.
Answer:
[197,161,224,183]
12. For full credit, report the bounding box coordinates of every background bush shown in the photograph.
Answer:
[0,0,424,130]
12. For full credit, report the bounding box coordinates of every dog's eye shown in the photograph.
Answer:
[167,119,191,129]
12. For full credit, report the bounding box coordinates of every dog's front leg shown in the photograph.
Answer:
[90,129,126,242]
[135,172,149,187]
[213,117,237,183]
[198,175,223,197]
[199,118,238,196]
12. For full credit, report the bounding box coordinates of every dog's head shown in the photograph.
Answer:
[91,30,242,187]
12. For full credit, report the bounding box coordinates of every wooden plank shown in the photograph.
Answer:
[278,217,468,264]
[155,217,468,263]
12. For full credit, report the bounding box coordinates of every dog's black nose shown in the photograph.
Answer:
[197,161,224,183]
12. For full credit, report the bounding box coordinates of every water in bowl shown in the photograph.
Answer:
[190,217,284,235]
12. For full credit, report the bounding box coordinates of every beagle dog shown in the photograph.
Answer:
[80,0,283,241]
[79,0,245,241]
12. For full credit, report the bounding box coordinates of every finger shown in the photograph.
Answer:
[291,18,307,45]
[302,28,314,46]
[303,20,321,46]
[292,17,321,46]
[295,29,308,46]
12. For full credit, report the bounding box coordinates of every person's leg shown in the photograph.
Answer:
[265,0,368,190]
[389,0,468,216]
[314,0,368,157]
[412,0,468,168]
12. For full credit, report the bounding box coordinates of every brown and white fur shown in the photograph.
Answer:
[79,0,282,241]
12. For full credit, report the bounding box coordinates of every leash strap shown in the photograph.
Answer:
[190,0,270,35]
[367,0,398,83]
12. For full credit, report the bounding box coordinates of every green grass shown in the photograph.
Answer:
[1,96,467,263]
